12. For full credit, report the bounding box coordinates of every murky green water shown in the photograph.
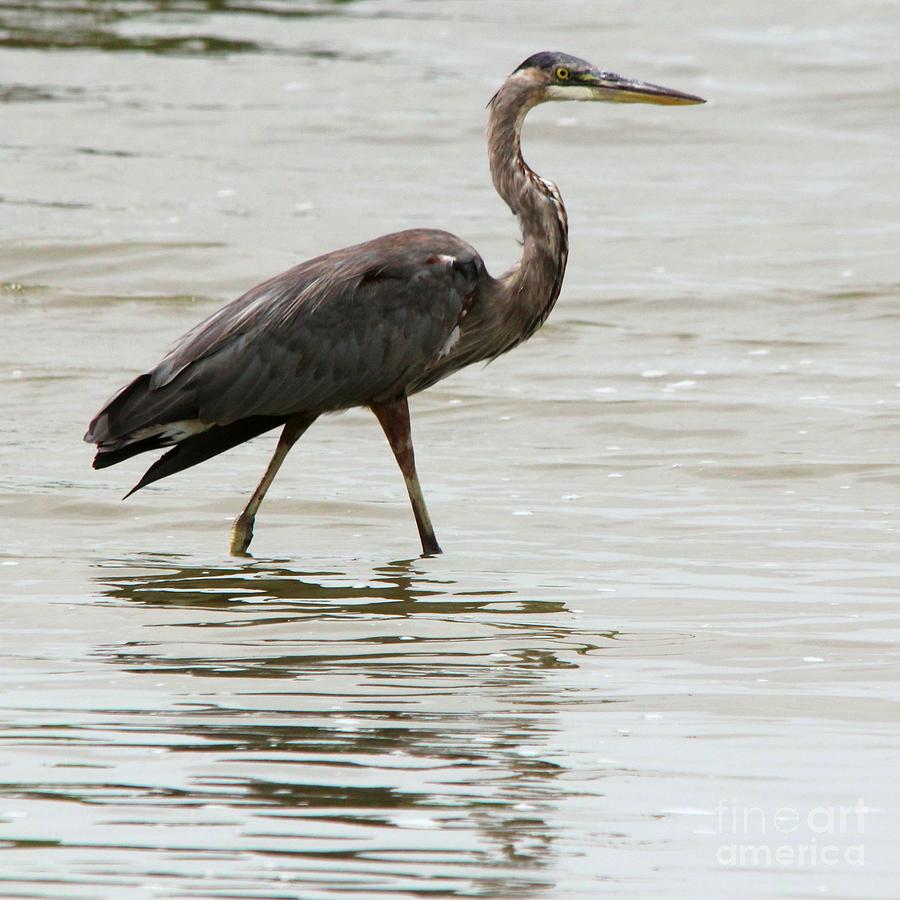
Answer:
[2,1,899,896]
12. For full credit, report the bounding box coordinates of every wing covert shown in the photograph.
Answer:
[149,229,483,425]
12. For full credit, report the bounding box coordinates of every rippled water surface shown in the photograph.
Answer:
[2,0,899,896]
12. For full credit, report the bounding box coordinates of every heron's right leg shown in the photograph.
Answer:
[230,413,316,556]
[370,395,442,556]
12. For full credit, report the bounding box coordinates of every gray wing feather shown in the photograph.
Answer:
[149,229,482,426]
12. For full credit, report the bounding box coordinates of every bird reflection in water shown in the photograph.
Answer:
[96,555,574,619]
[87,558,612,891]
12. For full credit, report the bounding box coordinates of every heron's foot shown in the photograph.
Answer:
[419,535,443,556]
[230,514,255,556]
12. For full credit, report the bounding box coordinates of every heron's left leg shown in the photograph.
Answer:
[230,413,316,556]
[370,396,442,556]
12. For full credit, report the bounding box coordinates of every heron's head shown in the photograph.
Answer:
[510,51,705,106]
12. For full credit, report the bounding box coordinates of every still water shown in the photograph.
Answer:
[2,0,899,896]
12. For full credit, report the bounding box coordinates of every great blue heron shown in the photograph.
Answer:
[85,51,704,556]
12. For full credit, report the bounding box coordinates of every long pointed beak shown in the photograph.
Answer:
[588,71,705,106]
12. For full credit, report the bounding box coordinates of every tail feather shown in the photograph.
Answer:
[86,374,197,446]
[93,432,171,470]
[123,416,288,497]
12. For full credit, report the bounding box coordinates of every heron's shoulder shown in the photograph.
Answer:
[311,229,482,280]
[357,228,480,259]
[347,229,484,285]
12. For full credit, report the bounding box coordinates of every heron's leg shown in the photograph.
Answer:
[370,396,442,556]
[230,414,315,556]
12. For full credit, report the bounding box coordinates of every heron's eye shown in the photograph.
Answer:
[555,66,570,81]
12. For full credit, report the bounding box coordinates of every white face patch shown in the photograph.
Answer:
[545,84,599,102]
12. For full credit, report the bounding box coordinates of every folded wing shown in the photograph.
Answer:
[85,228,484,487]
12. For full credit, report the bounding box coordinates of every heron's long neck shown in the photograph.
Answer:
[487,80,569,342]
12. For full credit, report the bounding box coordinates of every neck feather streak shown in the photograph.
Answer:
[487,78,569,346]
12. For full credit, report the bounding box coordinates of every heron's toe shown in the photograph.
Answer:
[229,516,255,556]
